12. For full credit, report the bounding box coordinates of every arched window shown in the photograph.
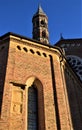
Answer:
[40,20,47,27]
[41,20,44,24]
[28,85,38,130]
[42,31,46,38]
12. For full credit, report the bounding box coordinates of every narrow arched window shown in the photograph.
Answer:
[42,31,46,38]
[28,85,38,130]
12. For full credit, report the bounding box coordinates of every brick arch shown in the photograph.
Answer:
[25,76,45,130]
[26,76,43,89]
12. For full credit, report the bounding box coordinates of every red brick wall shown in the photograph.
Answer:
[0,36,82,130]
[0,38,57,130]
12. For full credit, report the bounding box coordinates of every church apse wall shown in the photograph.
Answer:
[0,34,58,130]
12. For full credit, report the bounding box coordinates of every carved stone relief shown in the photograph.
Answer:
[11,85,23,114]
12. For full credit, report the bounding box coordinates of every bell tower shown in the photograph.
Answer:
[32,5,49,44]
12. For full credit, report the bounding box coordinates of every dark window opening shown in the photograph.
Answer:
[41,20,47,27]
[17,45,21,50]
[43,53,47,57]
[23,47,28,52]
[36,51,41,56]
[28,85,38,130]
[42,31,46,38]
[41,20,45,25]
[30,49,35,54]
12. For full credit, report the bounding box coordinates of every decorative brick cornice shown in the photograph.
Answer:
[10,36,63,57]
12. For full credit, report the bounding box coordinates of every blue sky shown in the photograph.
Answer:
[0,0,81,44]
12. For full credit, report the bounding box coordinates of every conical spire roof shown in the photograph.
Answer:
[34,5,46,16]
[37,5,44,13]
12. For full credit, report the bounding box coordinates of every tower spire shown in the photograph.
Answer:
[32,5,49,44]
[37,4,44,14]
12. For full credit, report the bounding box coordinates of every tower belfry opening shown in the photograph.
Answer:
[32,5,49,44]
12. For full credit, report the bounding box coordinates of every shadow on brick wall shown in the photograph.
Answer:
[64,64,82,130]
[0,40,9,115]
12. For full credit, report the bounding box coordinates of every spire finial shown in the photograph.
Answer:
[37,4,44,14]
[38,3,41,8]
[60,33,64,40]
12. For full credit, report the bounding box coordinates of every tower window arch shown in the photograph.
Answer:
[28,85,38,130]
[40,20,47,27]
[42,31,46,38]
[41,20,45,25]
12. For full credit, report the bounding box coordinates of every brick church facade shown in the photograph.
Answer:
[0,6,82,130]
